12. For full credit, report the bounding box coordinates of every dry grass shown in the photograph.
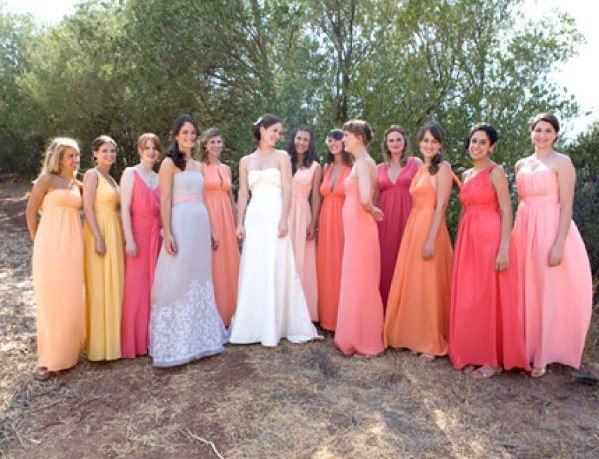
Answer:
[1,177,598,458]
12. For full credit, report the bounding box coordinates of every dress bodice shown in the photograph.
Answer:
[320,165,351,199]
[203,163,232,193]
[409,166,436,209]
[172,171,204,205]
[377,157,418,193]
[516,167,559,204]
[249,167,281,194]
[292,162,317,198]
[41,187,82,213]
[459,165,498,212]
[95,173,120,214]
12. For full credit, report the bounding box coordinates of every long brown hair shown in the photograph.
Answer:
[382,125,410,166]
[417,123,444,175]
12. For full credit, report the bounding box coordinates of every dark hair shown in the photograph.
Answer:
[531,112,560,134]
[198,127,222,162]
[288,125,316,174]
[417,123,444,175]
[167,114,199,171]
[382,125,411,166]
[465,123,499,148]
[326,129,352,165]
[342,119,373,145]
[92,135,117,152]
[251,114,281,144]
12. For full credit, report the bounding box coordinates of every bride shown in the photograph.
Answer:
[229,114,320,346]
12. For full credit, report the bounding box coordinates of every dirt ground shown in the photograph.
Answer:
[1,177,597,458]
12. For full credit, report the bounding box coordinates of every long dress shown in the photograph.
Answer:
[150,171,227,367]
[377,158,419,306]
[334,173,385,356]
[289,162,319,321]
[317,164,351,331]
[449,165,530,371]
[229,167,320,346]
[203,163,240,326]
[384,166,454,356]
[83,172,124,361]
[33,187,85,371]
[511,166,592,369]
[121,171,161,358]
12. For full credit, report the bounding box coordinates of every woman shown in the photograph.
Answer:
[288,125,321,321]
[334,119,385,356]
[449,123,530,378]
[229,114,320,346]
[316,129,352,331]
[120,133,162,358]
[26,138,85,379]
[512,113,592,377]
[198,127,240,326]
[150,115,227,367]
[384,123,456,361]
[376,126,421,306]
[83,135,124,361]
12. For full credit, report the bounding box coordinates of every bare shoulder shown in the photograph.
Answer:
[439,160,452,173]
[489,163,507,180]
[83,168,98,179]
[554,151,574,167]
[35,172,53,187]
[514,154,534,171]
[276,150,291,164]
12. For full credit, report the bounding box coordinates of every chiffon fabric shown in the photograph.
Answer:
[377,157,419,306]
[317,164,351,331]
[121,171,161,358]
[229,167,320,346]
[449,165,530,371]
[334,173,385,356]
[203,163,240,326]
[384,166,454,356]
[83,172,124,361]
[150,171,227,367]
[33,187,85,371]
[289,162,319,321]
[512,166,592,369]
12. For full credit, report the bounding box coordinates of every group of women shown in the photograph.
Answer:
[26,112,592,381]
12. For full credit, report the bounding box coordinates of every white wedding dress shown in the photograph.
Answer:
[229,167,320,346]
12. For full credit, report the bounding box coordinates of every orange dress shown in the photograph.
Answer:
[334,173,384,356]
[316,164,351,330]
[384,166,454,356]
[203,163,240,326]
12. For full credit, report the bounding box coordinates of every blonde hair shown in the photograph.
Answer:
[198,127,222,162]
[137,133,163,155]
[40,137,80,177]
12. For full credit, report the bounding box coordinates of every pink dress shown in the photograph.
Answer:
[334,173,384,356]
[377,158,419,306]
[512,166,592,369]
[289,162,319,321]
[121,171,161,358]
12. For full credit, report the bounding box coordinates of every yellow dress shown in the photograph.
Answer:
[83,171,124,361]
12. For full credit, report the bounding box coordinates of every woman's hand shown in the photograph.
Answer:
[125,239,137,257]
[211,233,219,251]
[164,233,177,256]
[95,237,106,256]
[548,243,564,267]
[422,238,435,260]
[306,223,316,241]
[278,219,289,238]
[371,206,384,222]
[495,247,509,271]
[236,225,246,241]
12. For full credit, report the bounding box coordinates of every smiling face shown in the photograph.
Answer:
[386,131,406,158]
[93,142,117,167]
[60,147,80,174]
[531,120,558,149]
[260,122,282,148]
[468,130,495,162]
[206,135,223,159]
[139,140,160,165]
[418,130,442,161]
[326,136,344,156]
[294,130,311,155]
[175,121,198,154]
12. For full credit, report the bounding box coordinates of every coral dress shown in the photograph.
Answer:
[334,173,385,356]
[377,158,419,306]
[33,186,85,371]
[203,163,240,326]
[512,166,592,369]
[449,165,530,371]
[83,172,124,361]
[121,171,161,358]
[384,166,454,355]
[289,162,319,321]
[317,164,351,331]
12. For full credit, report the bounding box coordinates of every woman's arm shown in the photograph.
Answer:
[158,159,177,255]
[549,155,576,266]
[356,160,383,221]
[278,152,293,238]
[83,169,106,255]
[236,157,249,240]
[25,174,51,241]
[224,164,237,222]
[307,163,322,240]
[490,165,513,271]
[119,167,136,257]
[422,162,452,259]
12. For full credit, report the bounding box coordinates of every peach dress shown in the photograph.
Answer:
[203,163,240,326]
[289,162,319,321]
[317,164,351,331]
[384,166,454,356]
[512,166,592,369]
[33,187,85,371]
[334,173,384,356]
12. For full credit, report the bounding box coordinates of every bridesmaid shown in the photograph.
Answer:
[376,125,422,306]
[83,135,124,361]
[120,133,162,358]
[316,129,352,331]
[449,123,530,378]
[384,123,456,361]
[198,127,240,326]
[512,113,592,377]
[288,125,321,321]
[334,119,385,357]
[26,138,85,379]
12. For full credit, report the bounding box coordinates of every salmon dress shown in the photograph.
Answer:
[512,166,592,369]
[449,165,530,371]
[384,166,454,356]
[203,163,240,326]
[377,158,419,306]
[33,186,85,371]
[121,171,161,358]
[334,173,385,356]
[83,172,124,361]
[316,164,351,331]
[289,162,319,321]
